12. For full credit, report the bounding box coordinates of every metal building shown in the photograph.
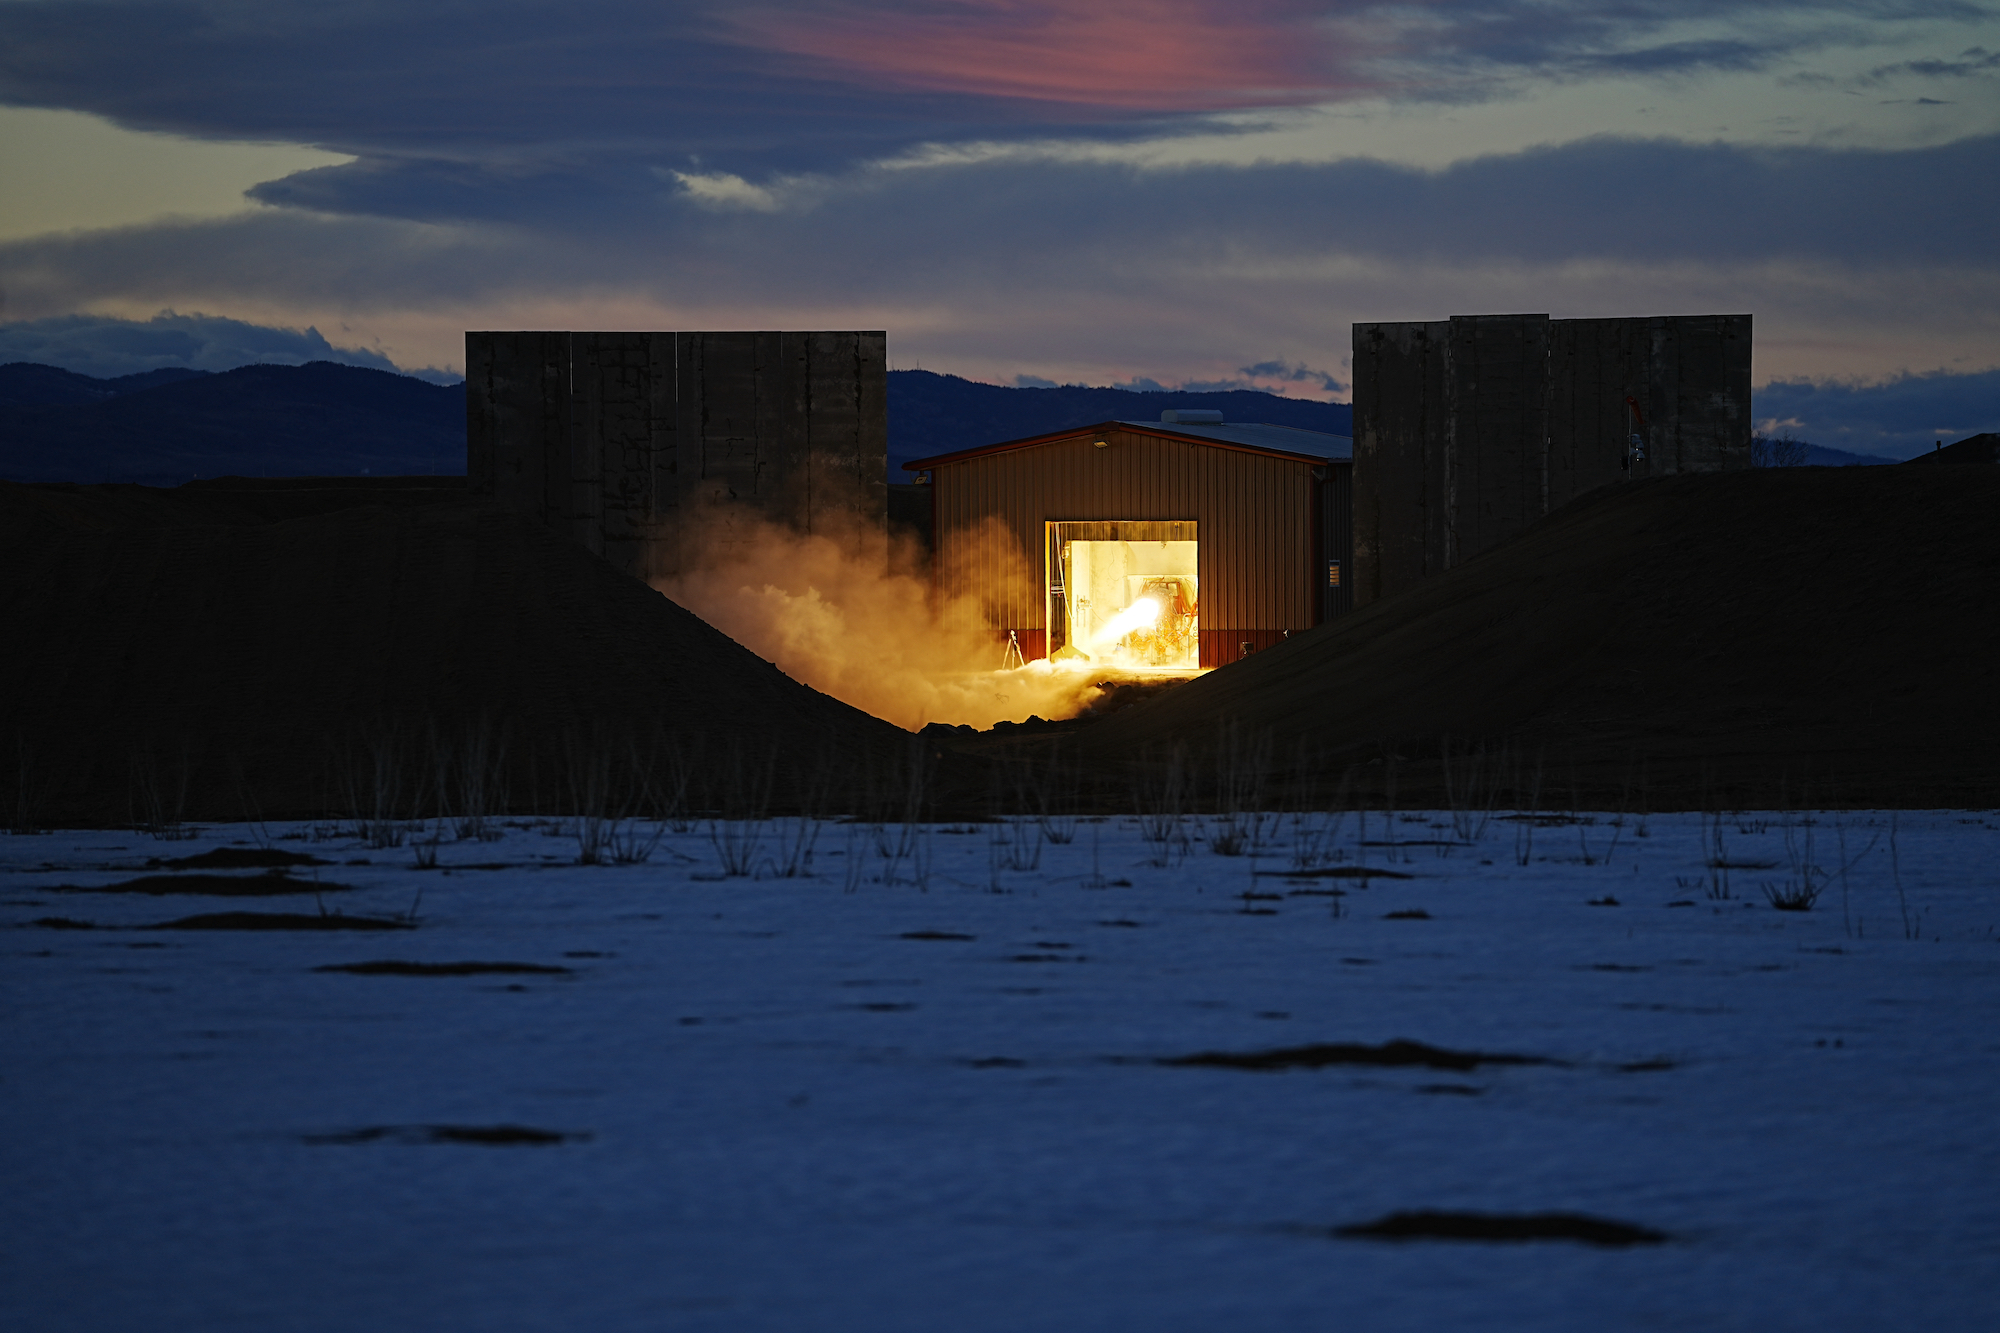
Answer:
[905,412,1352,669]
[466,330,886,580]
[1351,312,1751,607]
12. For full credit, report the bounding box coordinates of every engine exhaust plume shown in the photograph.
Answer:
[1090,596,1161,650]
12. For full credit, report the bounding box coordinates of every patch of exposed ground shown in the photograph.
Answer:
[1333,1209,1667,1247]
[303,1124,588,1146]
[58,872,350,897]
[313,960,571,977]
[1160,1039,1558,1073]
[152,911,412,931]
[150,848,331,870]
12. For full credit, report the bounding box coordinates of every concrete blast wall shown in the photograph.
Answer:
[466,330,887,580]
[1351,313,1750,607]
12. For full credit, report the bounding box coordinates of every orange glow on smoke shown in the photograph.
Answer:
[654,511,1118,731]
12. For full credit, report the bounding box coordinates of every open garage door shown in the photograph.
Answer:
[1046,520,1198,670]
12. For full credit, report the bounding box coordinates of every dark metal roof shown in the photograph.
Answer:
[1117,420,1353,460]
[903,419,1351,471]
[1903,431,1999,465]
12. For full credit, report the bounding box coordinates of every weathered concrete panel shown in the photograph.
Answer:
[643,332,680,581]
[1352,311,1751,605]
[1352,320,1446,608]
[1548,317,1648,507]
[468,330,568,529]
[761,330,811,532]
[806,330,887,533]
[466,329,886,583]
[570,332,653,569]
[1446,313,1549,568]
[1650,314,1752,474]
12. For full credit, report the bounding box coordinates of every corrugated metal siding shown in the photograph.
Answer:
[931,429,1317,667]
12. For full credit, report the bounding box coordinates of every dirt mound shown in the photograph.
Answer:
[1,478,934,825]
[1082,468,2000,807]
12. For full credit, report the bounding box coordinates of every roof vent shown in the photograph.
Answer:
[1162,409,1223,425]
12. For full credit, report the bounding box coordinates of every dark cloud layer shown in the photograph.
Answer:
[1758,369,2000,457]
[0,1,1295,171]
[33,129,1990,287]
[0,311,458,380]
[1,0,1977,174]
[1,0,1993,440]
[3,132,1994,354]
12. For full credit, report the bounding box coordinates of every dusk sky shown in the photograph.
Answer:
[2,1,1997,450]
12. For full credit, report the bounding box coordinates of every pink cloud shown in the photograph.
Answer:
[729,1,1369,112]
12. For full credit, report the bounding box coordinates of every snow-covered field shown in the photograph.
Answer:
[5,808,1998,1331]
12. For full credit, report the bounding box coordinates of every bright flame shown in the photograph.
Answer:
[1090,595,1161,649]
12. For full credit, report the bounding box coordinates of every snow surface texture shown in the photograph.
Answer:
[4,810,1998,1331]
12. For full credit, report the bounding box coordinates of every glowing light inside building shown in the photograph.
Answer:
[1047,522,1200,671]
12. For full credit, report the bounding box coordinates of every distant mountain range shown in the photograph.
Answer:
[0,360,1887,484]
[886,371,1352,473]
[1799,443,1891,467]
[0,361,465,484]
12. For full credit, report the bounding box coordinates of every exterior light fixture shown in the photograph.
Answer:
[1093,439,1109,449]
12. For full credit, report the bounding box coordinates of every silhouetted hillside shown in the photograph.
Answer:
[1801,444,1889,466]
[0,361,465,484]
[0,363,208,409]
[888,370,1353,471]
[0,476,942,825]
[1079,466,2000,807]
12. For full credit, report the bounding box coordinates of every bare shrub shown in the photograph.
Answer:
[1750,432,1810,467]
[130,742,200,841]
[7,734,46,836]
[410,829,442,869]
[1702,810,1732,900]
[1439,738,1496,845]
[336,728,412,850]
[438,718,509,843]
[989,818,1042,874]
[1014,743,1081,845]
[709,819,764,877]
[1133,743,1192,867]
[1207,722,1274,857]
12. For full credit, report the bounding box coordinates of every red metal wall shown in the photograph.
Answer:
[928,429,1318,668]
